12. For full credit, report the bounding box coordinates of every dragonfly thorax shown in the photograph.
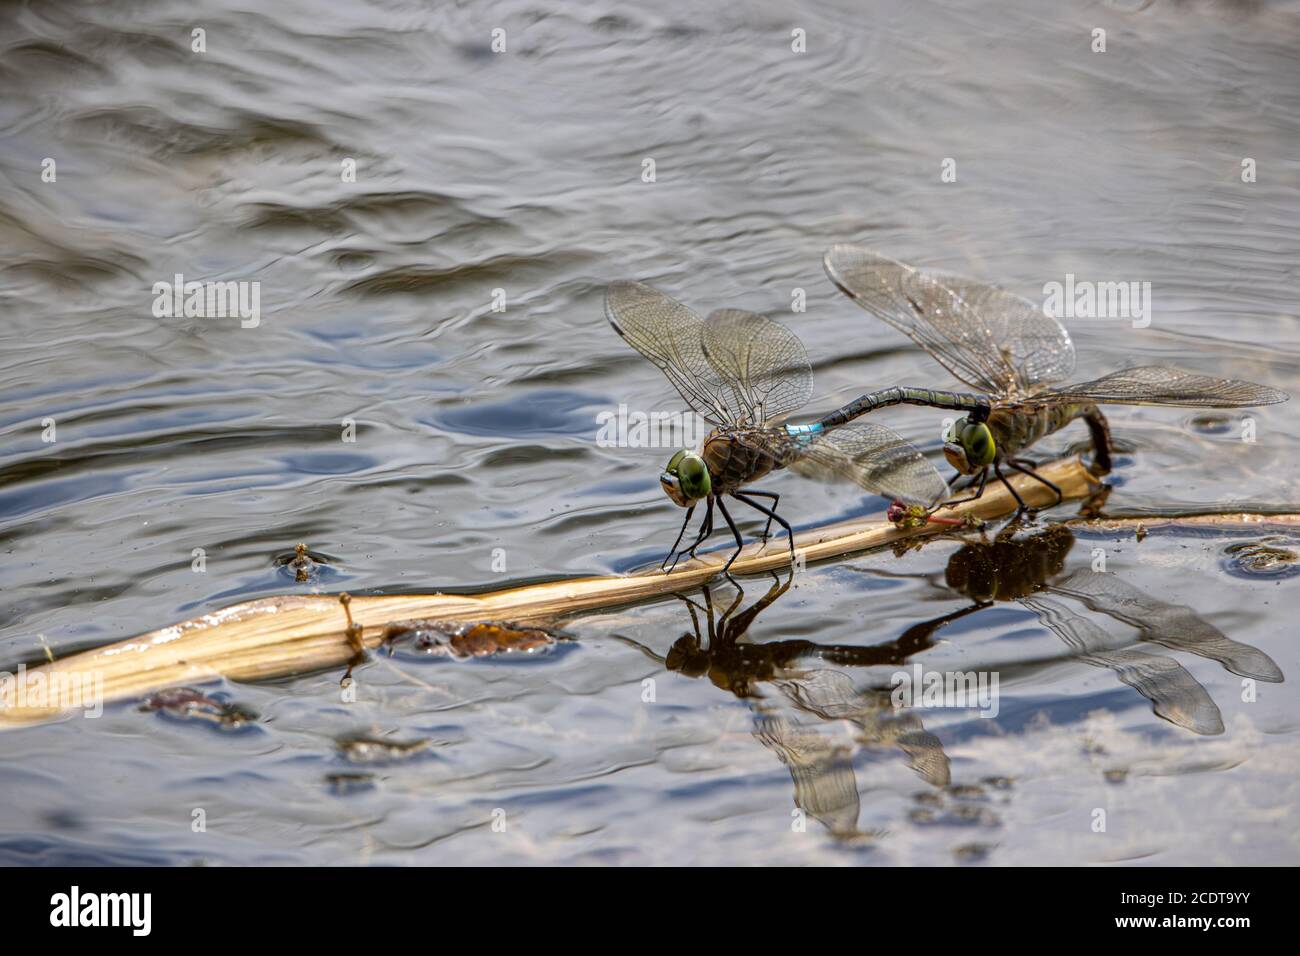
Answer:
[702,429,779,495]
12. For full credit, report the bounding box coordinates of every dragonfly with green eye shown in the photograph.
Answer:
[604,281,957,573]
[820,245,1290,511]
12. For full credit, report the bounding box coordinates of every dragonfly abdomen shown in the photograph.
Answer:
[816,386,990,429]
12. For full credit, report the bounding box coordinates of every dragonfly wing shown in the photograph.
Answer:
[1025,366,1289,408]
[823,245,1076,395]
[605,281,737,424]
[701,308,813,424]
[931,273,1076,389]
[824,245,1017,393]
[755,422,949,508]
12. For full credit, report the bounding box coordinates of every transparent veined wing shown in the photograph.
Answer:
[1023,366,1289,408]
[823,245,1076,397]
[701,308,813,425]
[930,273,1076,390]
[749,421,949,508]
[605,281,737,425]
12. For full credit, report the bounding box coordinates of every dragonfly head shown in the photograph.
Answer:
[661,449,712,506]
[943,417,996,474]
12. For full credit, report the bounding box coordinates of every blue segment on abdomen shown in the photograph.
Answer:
[784,422,823,436]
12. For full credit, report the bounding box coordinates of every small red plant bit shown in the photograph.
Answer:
[925,512,967,527]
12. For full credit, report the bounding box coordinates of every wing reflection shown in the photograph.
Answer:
[775,669,951,788]
[932,524,1280,735]
[1047,569,1283,682]
[1020,593,1224,735]
[753,713,861,838]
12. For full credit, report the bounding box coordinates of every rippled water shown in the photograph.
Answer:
[2,0,1299,865]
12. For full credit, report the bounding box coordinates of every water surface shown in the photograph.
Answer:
[1,0,1298,865]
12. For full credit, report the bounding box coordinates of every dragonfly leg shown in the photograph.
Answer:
[942,468,989,507]
[1084,408,1113,475]
[733,492,797,568]
[1006,459,1063,505]
[736,489,780,539]
[994,462,1029,512]
[668,506,715,573]
[684,497,716,559]
[660,504,696,573]
[716,497,747,574]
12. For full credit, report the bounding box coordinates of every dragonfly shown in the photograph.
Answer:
[821,245,1289,510]
[605,280,954,572]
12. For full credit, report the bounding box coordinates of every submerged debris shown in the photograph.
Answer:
[381,619,569,660]
[325,772,376,795]
[1222,537,1300,579]
[141,687,258,730]
[953,842,997,863]
[338,592,367,685]
[289,543,316,581]
[340,592,365,656]
[908,784,1003,829]
[909,802,1000,828]
[1188,411,1236,435]
[335,734,435,765]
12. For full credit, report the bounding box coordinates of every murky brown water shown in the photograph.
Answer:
[2,0,1298,865]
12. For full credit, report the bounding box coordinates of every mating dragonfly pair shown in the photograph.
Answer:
[607,247,1288,573]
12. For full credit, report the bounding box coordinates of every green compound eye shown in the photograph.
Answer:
[674,452,712,499]
[960,421,996,467]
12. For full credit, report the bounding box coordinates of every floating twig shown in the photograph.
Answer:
[0,457,1100,727]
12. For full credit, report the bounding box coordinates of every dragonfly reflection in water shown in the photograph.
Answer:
[616,572,952,839]
[605,282,955,572]
[882,525,1284,736]
[822,246,1289,511]
[615,529,1283,839]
